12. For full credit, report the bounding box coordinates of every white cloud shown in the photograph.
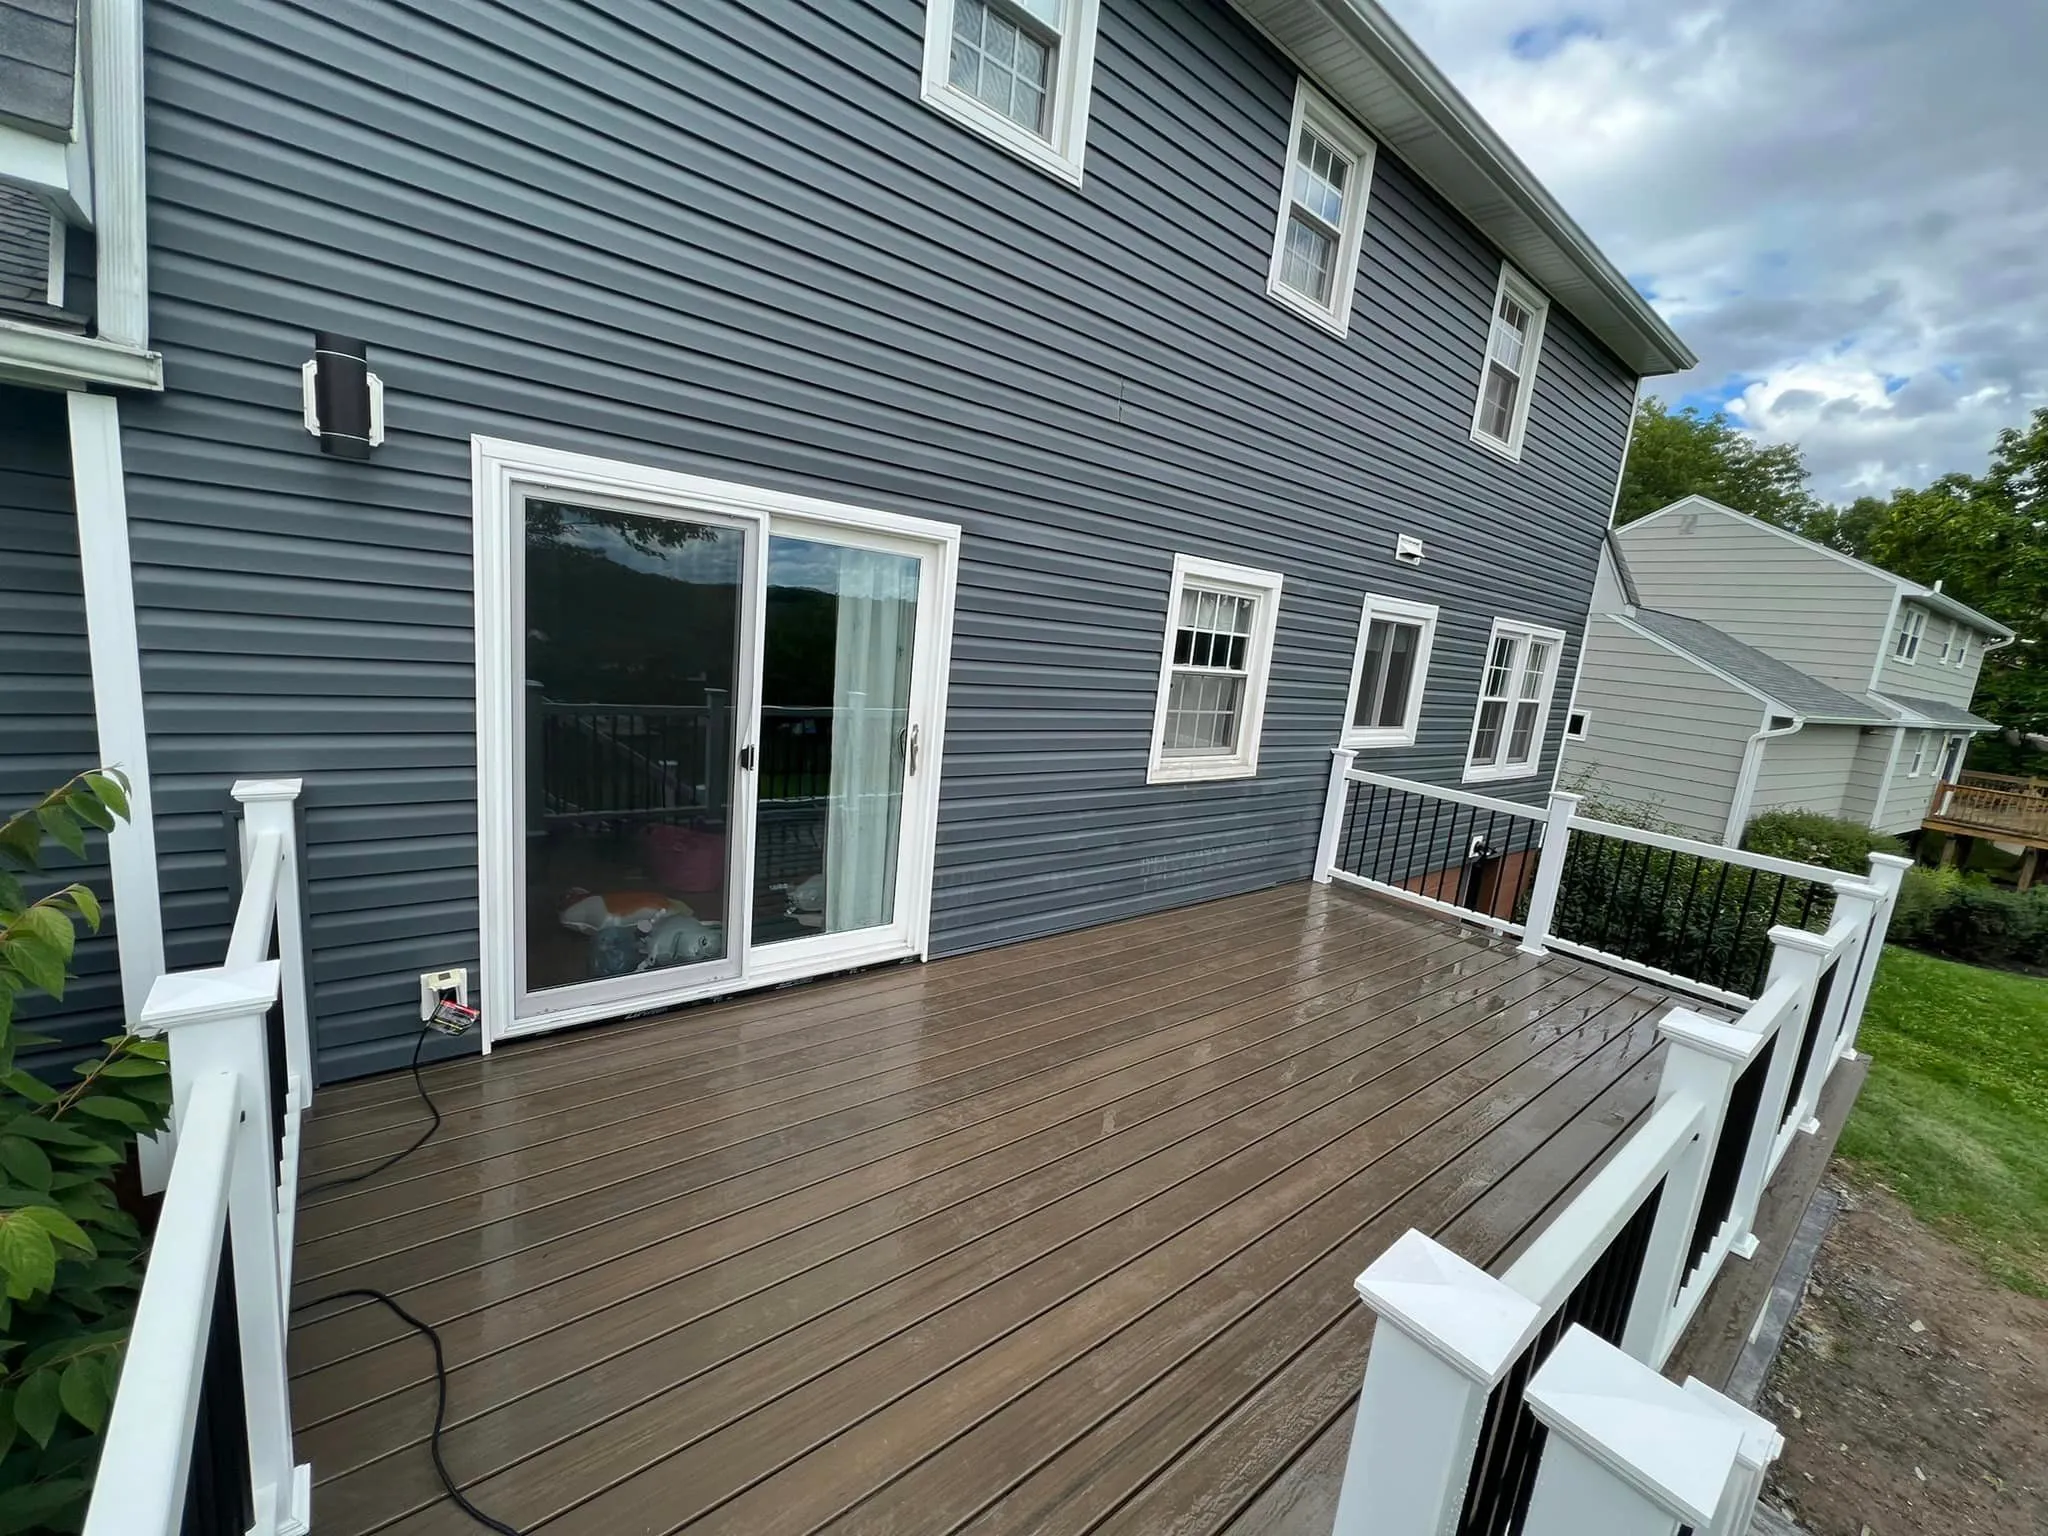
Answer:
[1381,0,2048,501]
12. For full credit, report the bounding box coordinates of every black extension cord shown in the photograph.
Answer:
[294,1024,521,1534]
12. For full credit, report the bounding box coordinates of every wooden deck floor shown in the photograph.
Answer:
[287,882,1679,1536]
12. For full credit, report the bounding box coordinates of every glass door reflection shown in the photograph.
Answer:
[521,496,745,993]
[753,534,921,944]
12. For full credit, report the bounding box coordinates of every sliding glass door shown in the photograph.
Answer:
[478,441,956,1043]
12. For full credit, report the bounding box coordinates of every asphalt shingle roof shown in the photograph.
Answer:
[1873,693,2000,731]
[1627,609,1892,724]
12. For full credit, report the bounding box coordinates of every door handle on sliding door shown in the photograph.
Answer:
[739,744,756,771]
[907,723,921,776]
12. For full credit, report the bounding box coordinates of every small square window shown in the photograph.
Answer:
[1264,82,1376,337]
[921,0,1101,186]
[1469,265,1550,460]
[1565,709,1590,741]
[1147,554,1284,783]
[1465,618,1565,782]
[1341,595,1438,749]
[1894,606,1927,662]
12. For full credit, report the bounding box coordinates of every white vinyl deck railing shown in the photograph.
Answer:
[1326,797,1908,1536]
[85,779,314,1536]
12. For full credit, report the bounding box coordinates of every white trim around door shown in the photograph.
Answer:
[471,438,960,1047]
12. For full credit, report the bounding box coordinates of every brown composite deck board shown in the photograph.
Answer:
[305,947,1575,1531]
[288,885,1683,1536]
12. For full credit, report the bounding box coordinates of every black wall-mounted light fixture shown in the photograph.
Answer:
[300,332,384,458]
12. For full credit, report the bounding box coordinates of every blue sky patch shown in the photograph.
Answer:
[1884,374,1910,395]
[1509,15,1602,61]
[1677,375,1761,415]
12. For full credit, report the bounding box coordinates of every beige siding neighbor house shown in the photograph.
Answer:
[1561,497,2013,843]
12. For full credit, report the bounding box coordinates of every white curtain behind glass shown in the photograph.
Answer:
[825,546,920,933]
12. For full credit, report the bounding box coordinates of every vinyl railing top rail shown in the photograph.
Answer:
[224,828,283,970]
[81,1071,238,1536]
[1565,814,1841,887]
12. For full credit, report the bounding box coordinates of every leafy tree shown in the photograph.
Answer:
[1,770,171,1534]
[1615,396,1819,527]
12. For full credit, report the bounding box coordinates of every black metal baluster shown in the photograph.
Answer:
[1723,868,1762,993]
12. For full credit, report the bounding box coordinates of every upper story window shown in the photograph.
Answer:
[1465,619,1564,782]
[1147,554,1284,783]
[1469,265,1550,460]
[921,0,1102,186]
[1264,82,1376,337]
[1893,606,1927,663]
[1341,595,1437,748]
[1937,620,1956,664]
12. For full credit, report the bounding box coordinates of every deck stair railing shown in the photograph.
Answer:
[1929,776,2048,841]
[1315,750,1909,1012]
[84,780,315,1536]
[1325,872,1900,1536]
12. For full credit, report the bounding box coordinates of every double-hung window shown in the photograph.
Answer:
[921,0,1102,185]
[1464,619,1564,782]
[1469,265,1550,459]
[1894,606,1926,662]
[1937,620,1956,664]
[1908,731,1933,777]
[1264,82,1376,336]
[1147,554,1284,783]
[1341,595,1437,748]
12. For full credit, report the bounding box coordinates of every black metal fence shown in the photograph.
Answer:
[538,702,716,822]
[1684,1047,1770,1288]
[180,1232,252,1536]
[1546,825,1836,998]
[1334,778,1546,928]
[1779,956,1841,1132]
[1457,1180,1666,1536]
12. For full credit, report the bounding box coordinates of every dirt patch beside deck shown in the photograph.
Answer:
[1761,1176,2047,1535]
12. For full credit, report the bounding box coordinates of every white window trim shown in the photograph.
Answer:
[1462,617,1566,784]
[1468,264,1551,462]
[1146,553,1284,784]
[1564,708,1590,741]
[1339,593,1437,749]
[919,0,1102,187]
[1907,730,1932,777]
[1937,619,1955,664]
[1262,80,1377,338]
[1894,606,1926,664]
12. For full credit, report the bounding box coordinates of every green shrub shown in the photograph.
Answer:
[1886,868,2048,973]
[1742,810,1904,875]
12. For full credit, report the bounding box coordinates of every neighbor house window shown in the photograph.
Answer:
[1954,632,1971,668]
[1469,265,1550,459]
[1465,619,1565,782]
[1263,81,1376,336]
[1908,731,1935,776]
[920,0,1102,185]
[1894,606,1926,662]
[1147,554,1284,783]
[1937,620,1956,664]
[1341,595,1437,748]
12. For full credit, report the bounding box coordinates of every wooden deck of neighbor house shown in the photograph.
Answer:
[284,882,1693,1536]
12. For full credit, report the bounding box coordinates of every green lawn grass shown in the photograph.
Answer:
[1837,945,2048,1295]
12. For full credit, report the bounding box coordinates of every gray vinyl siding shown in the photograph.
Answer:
[0,0,76,138]
[1842,726,1899,829]
[1619,508,1894,694]
[1556,617,1755,840]
[126,0,1638,1080]
[0,385,125,1069]
[1874,602,1992,710]
[1872,729,1948,837]
[1749,725,1860,822]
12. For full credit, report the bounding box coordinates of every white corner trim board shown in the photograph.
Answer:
[68,392,170,1189]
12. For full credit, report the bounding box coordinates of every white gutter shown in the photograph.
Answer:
[1724,709,1805,847]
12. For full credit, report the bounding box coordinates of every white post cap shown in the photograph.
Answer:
[1355,1230,1544,1387]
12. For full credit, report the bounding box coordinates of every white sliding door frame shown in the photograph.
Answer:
[472,438,958,1047]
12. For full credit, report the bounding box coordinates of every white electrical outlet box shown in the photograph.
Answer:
[419,967,469,1022]
[1394,533,1425,565]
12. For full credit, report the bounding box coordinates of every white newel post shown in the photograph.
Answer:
[1516,790,1581,956]
[1682,1378,1785,1536]
[1314,748,1358,884]
[1624,1009,1753,1366]
[233,779,311,1114]
[1333,1230,1543,1536]
[1521,1327,1748,1536]
[139,963,313,1536]
[1835,853,1910,1061]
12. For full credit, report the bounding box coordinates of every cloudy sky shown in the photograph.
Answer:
[1381,0,2048,503]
